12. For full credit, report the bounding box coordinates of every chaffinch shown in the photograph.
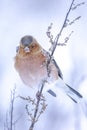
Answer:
[14,35,83,103]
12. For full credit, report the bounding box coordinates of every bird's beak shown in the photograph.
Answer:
[24,46,30,53]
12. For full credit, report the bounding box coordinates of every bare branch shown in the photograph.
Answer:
[57,31,74,45]
[72,2,85,10]
[4,86,20,130]
[19,82,47,130]
[19,96,36,105]
[29,81,47,130]
[47,1,84,56]
[19,1,85,130]
[46,23,54,44]
[50,0,75,57]
[10,87,16,130]
[68,16,81,25]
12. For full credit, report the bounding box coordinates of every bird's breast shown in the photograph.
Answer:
[15,53,47,88]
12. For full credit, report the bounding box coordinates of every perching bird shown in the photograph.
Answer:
[14,35,83,103]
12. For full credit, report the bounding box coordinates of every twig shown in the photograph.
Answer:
[29,81,46,130]
[4,86,20,130]
[28,1,75,129]
[27,0,84,130]
[51,0,75,57]
[68,16,81,25]
[72,2,85,10]
[46,0,75,77]
[46,23,54,44]
[10,87,16,130]
[57,31,74,45]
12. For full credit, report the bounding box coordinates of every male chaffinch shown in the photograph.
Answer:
[14,35,83,103]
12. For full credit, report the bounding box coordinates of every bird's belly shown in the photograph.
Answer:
[19,64,47,88]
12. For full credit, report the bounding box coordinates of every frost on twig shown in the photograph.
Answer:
[4,87,21,130]
[4,87,16,130]
[46,0,84,56]
[68,16,81,26]
[19,0,84,130]
[19,88,47,130]
[72,2,85,10]
[46,23,54,44]
[57,31,74,45]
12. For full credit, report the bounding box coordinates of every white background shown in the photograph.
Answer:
[0,0,87,130]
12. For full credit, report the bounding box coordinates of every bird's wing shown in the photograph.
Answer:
[41,49,63,79]
[42,50,83,103]
[52,59,63,79]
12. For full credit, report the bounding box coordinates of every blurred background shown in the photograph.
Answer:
[0,0,87,130]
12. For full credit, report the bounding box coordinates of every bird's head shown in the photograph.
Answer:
[16,35,42,56]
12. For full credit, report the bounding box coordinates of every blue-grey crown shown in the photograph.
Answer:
[21,35,33,46]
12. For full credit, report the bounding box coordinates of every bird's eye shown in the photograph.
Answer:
[16,46,19,52]
[31,44,35,48]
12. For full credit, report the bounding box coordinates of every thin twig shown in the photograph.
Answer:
[4,87,20,130]
[29,0,75,129]
[51,0,75,57]
[29,81,46,130]
[72,2,85,10]
[10,88,15,130]
[28,0,84,130]
[46,0,75,77]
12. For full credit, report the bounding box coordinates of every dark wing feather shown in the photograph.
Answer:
[42,49,63,79]
[52,59,63,79]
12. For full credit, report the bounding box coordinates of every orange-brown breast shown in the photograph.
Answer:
[14,46,48,87]
[14,44,58,88]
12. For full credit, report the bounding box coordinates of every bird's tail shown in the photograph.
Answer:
[65,84,82,103]
[47,78,83,103]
